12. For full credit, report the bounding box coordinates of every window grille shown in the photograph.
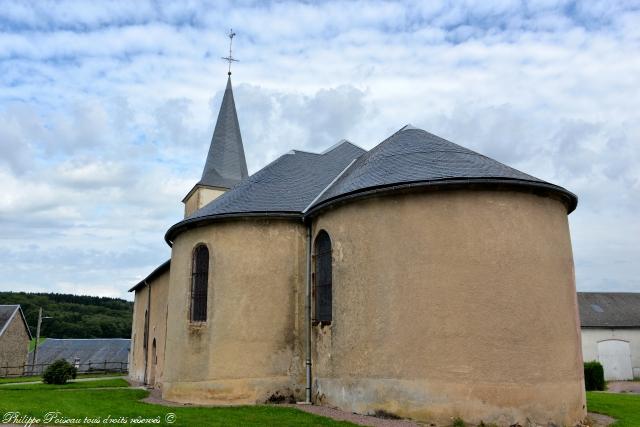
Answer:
[191,245,209,322]
[314,231,332,322]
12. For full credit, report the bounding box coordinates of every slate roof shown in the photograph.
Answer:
[165,125,577,244]
[166,140,365,242]
[578,292,640,328]
[128,259,170,293]
[0,304,32,339]
[311,126,576,212]
[30,338,130,366]
[199,77,248,189]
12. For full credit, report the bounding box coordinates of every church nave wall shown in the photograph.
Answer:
[309,189,586,426]
[161,218,307,405]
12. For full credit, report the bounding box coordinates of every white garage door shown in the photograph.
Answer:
[597,339,633,381]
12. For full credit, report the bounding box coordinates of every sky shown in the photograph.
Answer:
[0,0,639,300]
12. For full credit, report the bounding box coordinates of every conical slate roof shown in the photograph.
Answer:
[311,125,576,212]
[166,141,365,241]
[166,125,576,243]
[199,77,248,189]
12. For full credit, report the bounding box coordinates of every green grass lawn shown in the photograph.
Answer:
[0,383,355,426]
[587,391,640,427]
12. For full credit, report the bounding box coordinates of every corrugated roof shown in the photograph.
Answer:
[30,338,130,365]
[311,126,576,213]
[165,125,577,244]
[578,292,640,328]
[199,77,248,189]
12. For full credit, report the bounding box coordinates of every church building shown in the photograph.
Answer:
[128,70,586,425]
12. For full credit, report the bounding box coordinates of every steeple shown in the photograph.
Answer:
[182,30,248,217]
[199,76,248,188]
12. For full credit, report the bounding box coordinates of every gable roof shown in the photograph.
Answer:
[166,140,365,242]
[199,77,248,189]
[578,292,640,328]
[30,338,130,365]
[0,304,33,339]
[128,259,170,293]
[309,125,576,214]
[165,125,576,244]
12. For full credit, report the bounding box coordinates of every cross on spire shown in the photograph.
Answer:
[221,29,238,76]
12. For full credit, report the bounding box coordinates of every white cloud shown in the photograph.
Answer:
[0,0,639,298]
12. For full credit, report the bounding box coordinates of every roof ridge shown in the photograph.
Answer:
[303,158,358,213]
[320,139,365,155]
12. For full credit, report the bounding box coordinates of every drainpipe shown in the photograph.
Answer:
[304,221,313,404]
[143,280,150,385]
[299,159,355,404]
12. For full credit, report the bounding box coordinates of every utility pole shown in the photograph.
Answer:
[31,307,52,374]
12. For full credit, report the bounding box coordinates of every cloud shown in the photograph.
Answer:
[0,0,639,298]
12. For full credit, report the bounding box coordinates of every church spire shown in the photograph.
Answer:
[182,30,248,217]
[198,75,248,188]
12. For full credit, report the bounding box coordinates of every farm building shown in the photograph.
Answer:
[30,338,130,373]
[579,292,640,380]
[0,305,31,376]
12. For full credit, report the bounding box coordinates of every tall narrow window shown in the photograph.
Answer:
[191,244,209,322]
[314,230,332,322]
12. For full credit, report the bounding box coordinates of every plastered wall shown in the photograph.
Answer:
[183,187,226,217]
[310,189,586,426]
[129,269,169,387]
[162,218,307,405]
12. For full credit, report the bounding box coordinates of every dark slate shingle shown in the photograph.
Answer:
[200,77,248,189]
[165,141,365,237]
[165,125,577,243]
[578,292,640,328]
[313,126,575,210]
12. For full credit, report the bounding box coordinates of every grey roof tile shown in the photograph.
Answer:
[165,141,365,242]
[30,338,130,366]
[200,77,248,189]
[165,125,577,243]
[578,292,640,328]
[313,126,574,209]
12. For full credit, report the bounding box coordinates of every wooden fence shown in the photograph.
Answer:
[0,360,128,378]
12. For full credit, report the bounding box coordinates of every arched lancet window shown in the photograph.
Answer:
[143,310,149,349]
[152,338,157,365]
[314,230,332,323]
[191,244,209,322]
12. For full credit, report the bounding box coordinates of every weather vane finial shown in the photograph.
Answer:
[221,28,238,76]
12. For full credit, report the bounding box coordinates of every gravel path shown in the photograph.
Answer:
[286,404,421,426]
[605,380,640,394]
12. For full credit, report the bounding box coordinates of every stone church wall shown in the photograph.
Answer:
[310,189,586,426]
[162,218,306,404]
[0,312,30,376]
[129,269,169,386]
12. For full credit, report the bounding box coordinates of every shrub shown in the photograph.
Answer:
[452,417,466,427]
[42,359,77,384]
[584,361,605,391]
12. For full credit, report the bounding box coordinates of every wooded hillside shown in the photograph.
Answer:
[0,292,132,339]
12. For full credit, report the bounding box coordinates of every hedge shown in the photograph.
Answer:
[584,361,605,391]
